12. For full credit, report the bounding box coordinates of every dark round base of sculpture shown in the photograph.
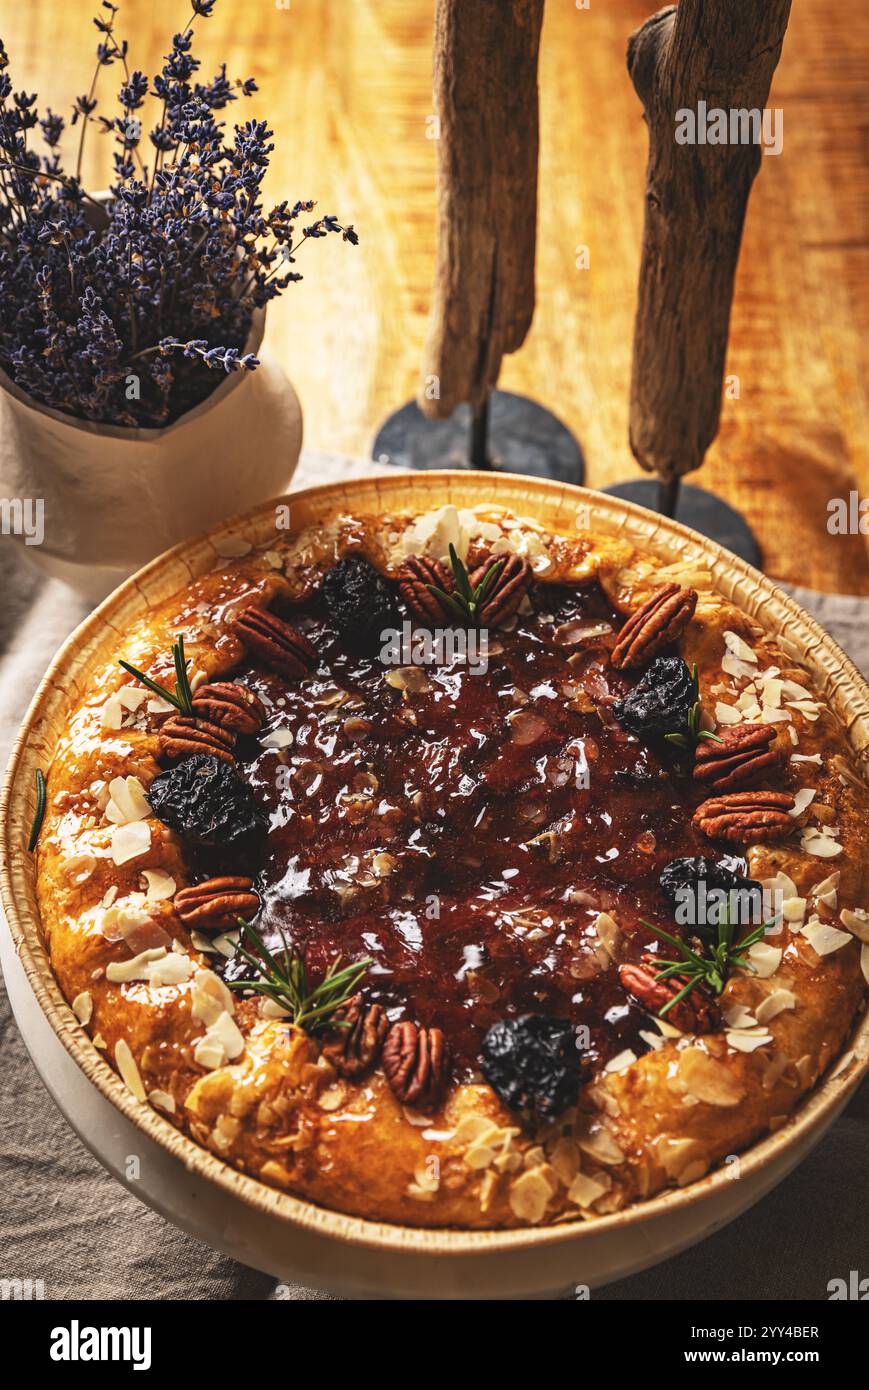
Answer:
[603,479,763,570]
[371,390,584,485]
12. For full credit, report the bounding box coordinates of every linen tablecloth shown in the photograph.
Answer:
[1,453,866,1300]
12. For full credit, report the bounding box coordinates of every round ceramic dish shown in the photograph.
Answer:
[3,471,868,1299]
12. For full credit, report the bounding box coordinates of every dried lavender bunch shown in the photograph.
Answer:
[0,0,357,427]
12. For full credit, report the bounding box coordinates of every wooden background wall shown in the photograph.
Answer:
[3,0,867,592]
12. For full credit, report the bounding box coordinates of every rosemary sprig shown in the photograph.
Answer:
[640,907,775,1017]
[664,663,724,754]
[227,919,373,1034]
[27,769,47,852]
[119,635,195,716]
[426,543,504,624]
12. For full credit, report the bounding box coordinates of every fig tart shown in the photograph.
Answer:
[33,502,869,1228]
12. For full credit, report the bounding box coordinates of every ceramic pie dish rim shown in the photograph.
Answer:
[2,468,868,1256]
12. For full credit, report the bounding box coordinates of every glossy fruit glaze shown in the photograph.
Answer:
[205,581,717,1081]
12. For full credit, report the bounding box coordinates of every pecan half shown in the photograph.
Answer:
[234,607,317,680]
[397,555,454,625]
[469,553,531,628]
[619,955,718,1034]
[322,993,389,1079]
[192,681,266,736]
[382,1019,448,1110]
[610,583,698,670]
[175,875,259,931]
[159,714,236,765]
[693,723,782,793]
[693,789,796,844]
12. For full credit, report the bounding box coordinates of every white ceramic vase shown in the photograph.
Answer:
[0,308,301,604]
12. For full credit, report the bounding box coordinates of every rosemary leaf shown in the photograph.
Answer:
[27,768,46,852]
[119,635,194,715]
[227,919,373,1035]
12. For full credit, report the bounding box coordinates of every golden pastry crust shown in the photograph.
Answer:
[35,504,869,1228]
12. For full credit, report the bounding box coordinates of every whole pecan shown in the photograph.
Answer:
[619,955,718,1034]
[469,553,531,628]
[175,875,259,931]
[322,993,389,1079]
[159,714,236,765]
[234,607,317,680]
[693,722,782,793]
[192,681,265,736]
[693,789,796,844]
[610,583,698,670]
[382,1019,448,1111]
[397,555,454,625]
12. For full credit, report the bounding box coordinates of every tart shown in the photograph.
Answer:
[34,500,869,1228]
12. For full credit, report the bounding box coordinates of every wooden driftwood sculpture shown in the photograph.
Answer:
[628,1,792,489]
[419,0,544,421]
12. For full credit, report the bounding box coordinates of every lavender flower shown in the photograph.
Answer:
[0,0,356,427]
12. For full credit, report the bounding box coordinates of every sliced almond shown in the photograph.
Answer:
[72,991,93,1026]
[677,1047,745,1106]
[115,1038,146,1101]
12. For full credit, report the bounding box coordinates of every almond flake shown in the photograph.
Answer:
[677,1047,745,1106]
[782,896,807,925]
[566,1171,611,1209]
[117,686,148,712]
[106,946,167,983]
[105,774,151,824]
[755,988,796,1023]
[715,701,742,726]
[193,1010,245,1070]
[789,788,816,818]
[142,868,175,901]
[115,1038,146,1101]
[592,911,621,962]
[110,820,151,866]
[801,920,853,957]
[840,907,869,944]
[721,653,757,681]
[148,1089,176,1114]
[811,871,840,909]
[576,1124,625,1165]
[509,1168,551,1224]
[605,1049,636,1073]
[723,1004,757,1029]
[744,942,782,978]
[147,953,195,987]
[723,631,758,664]
[726,1029,773,1052]
[191,967,235,1024]
[761,677,783,708]
[861,943,869,986]
[101,695,124,729]
[260,728,294,750]
[385,666,431,694]
[72,991,93,1025]
[454,1114,496,1145]
[800,827,842,859]
[549,1137,581,1185]
[762,870,798,900]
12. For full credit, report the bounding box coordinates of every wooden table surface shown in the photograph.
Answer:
[5,0,868,592]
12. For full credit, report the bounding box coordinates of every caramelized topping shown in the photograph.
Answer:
[211,581,715,1078]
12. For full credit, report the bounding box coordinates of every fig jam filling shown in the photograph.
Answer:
[207,581,713,1081]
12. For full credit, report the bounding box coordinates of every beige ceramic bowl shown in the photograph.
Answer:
[2,471,868,1299]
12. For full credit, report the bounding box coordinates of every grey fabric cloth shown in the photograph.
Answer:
[1,463,866,1300]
